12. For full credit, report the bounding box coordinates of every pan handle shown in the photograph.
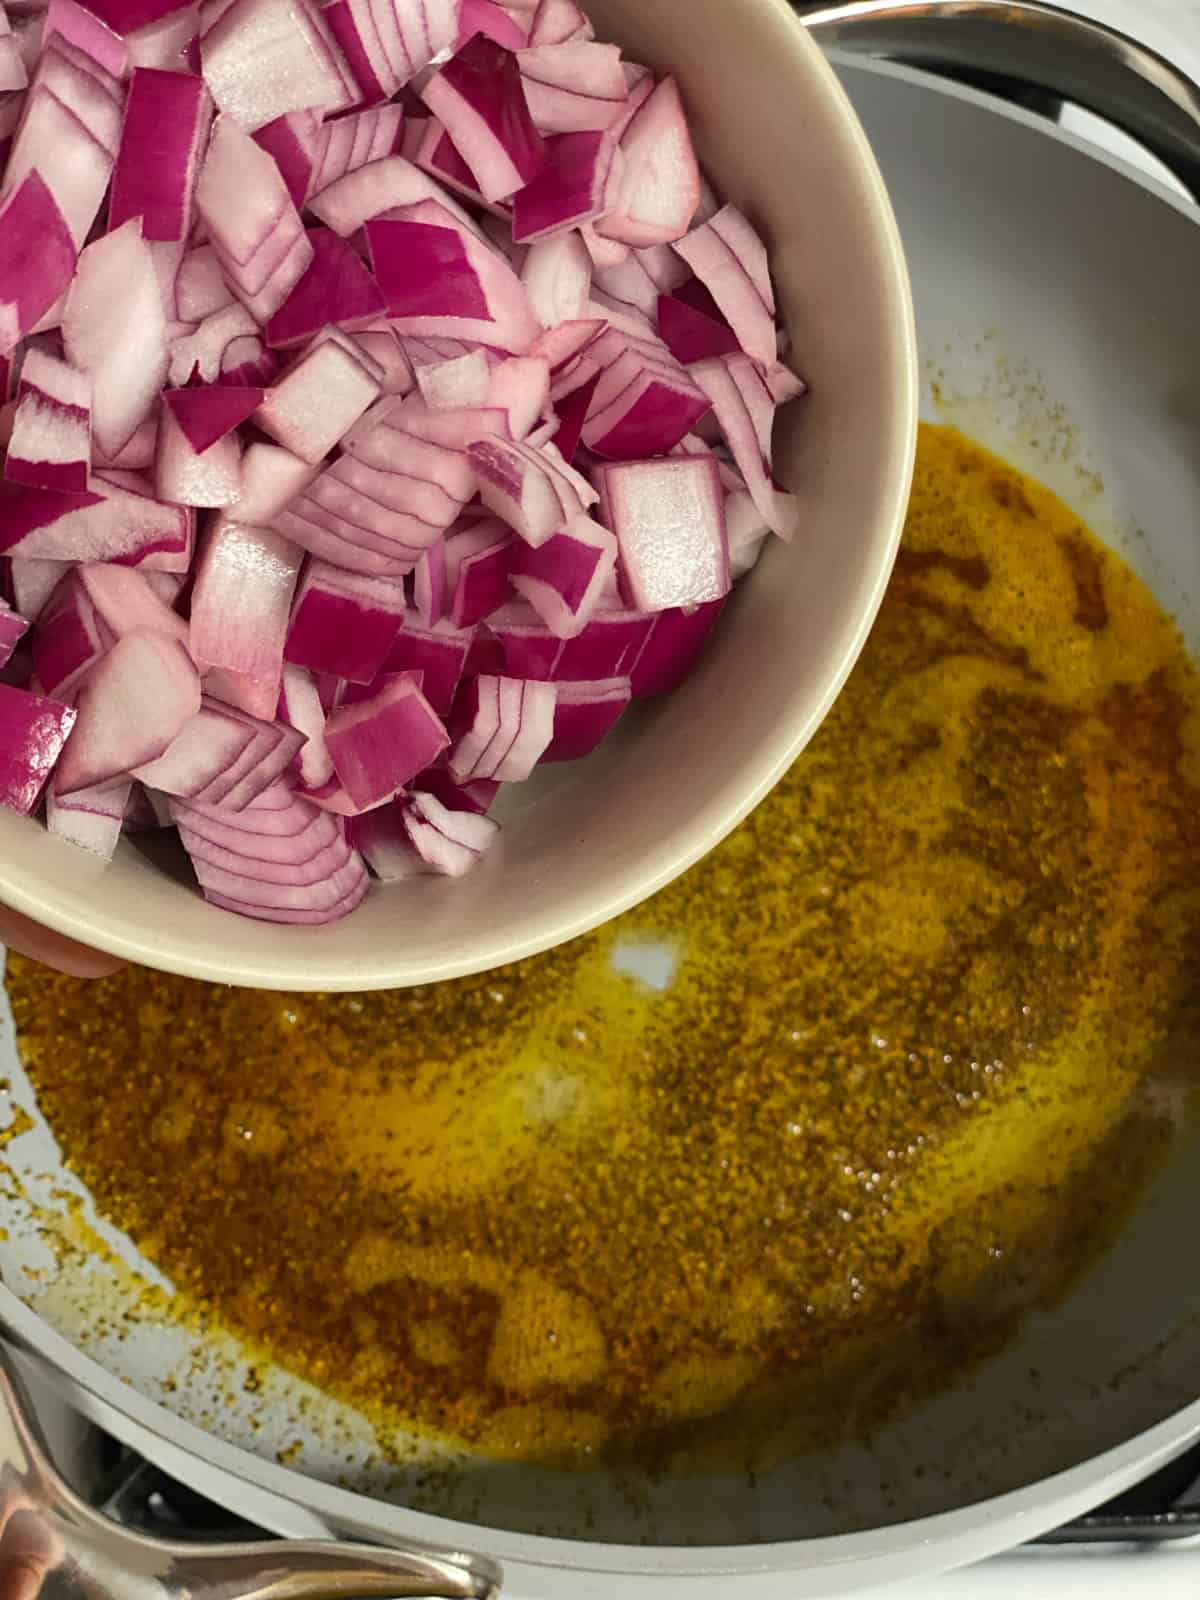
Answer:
[0,1347,502,1600]
[796,0,1200,202]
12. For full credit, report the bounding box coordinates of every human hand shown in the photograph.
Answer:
[0,1474,63,1600]
[0,907,123,980]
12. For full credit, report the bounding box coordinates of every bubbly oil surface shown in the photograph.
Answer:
[11,423,1200,1475]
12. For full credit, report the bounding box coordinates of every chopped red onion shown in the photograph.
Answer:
[552,601,653,680]
[47,772,130,857]
[63,218,168,459]
[444,514,514,626]
[200,0,354,131]
[164,384,264,452]
[400,788,498,874]
[487,354,549,439]
[252,108,322,209]
[366,207,541,353]
[0,600,29,670]
[595,75,698,248]
[10,559,67,622]
[542,671,628,760]
[579,328,710,459]
[419,34,546,204]
[195,114,314,323]
[155,395,243,506]
[264,227,387,349]
[657,287,741,364]
[284,558,407,683]
[378,613,473,714]
[459,0,527,49]
[6,350,91,493]
[278,660,333,788]
[0,175,75,358]
[308,102,404,195]
[0,6,28,89]
[517,40,626,134]
[725,486,769,578]
[528,315,603,374]
[30,573,109,698]
[511,510,614,636]
[629,595,725,698]
[5,53,119,256]
[597,454,728,612]
[413,765,499,814]
[324,671,449,810]
[449,670,555,781]
[109,69,212,273]
[519,230,591,326]
[469,433,596,545]
[690,352,800,539]
[0,475,194,567]
[416,348,492,410]
[308,154,489,243]
[254,335,381,463]
[673,204,777,369]
[189,520,302,712]
[527,0,591,47]
[0,681,78,814]
[56,628,200,794]
[236,440,319,522]
[510,126,619,242]
[549,368,595,460]
[177,245,236,320]
[126,5,200,69]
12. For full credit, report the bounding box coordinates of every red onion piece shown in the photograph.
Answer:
[284,558,407,683]
[254,335,381,463]
[366,208,541,354]
[278,660,333,788]
[597,454,728,612]
[517,40,626,134]
[413,116,509,216]
[6,350,91,493]
[549,368,595,460]
[236,440,318,522]
[528,315,603,373]
[552,601,653,680]
[63,217,168,458]
[155,398,243,506]
[31,572,110,697]
[10,559,68,622]
[0,599,29,670]
[163,383,263,452]
[541,671,628,760]
[487,353,549,439]
[252,107,321,209]
[673,204,777,369]
[309,154,489,243]
[77,558,191,647]
[416,349,492,410]
[459,0,527,50]
[75,0,200,41]
[526,0,590,47]
[595,75,698,247]
[579,334,710,459]
[420,35,546,204]
[195,114,314,323]
[0,174,77,357]
[519,230,591,326]
[126,6,200,69]
[629,595,725,698]
[176,245,234,319]
[469,433,596,545]
[320,0,388,105]
[47,772,130,857]
[0,475,193,567]
[189,520,302,705]
[56,628,200,794]
[131,696,254,795]
[264,228,388,349]
[725,486,769,579]
[413,765,498,814]
[689,352,800,539]
[308,102,404,196]
[199,0,354,130]
[109,68,212,254]
[324,671,448,810]
[443,514,514,627]
[0,682,77,814]
[43,0,127,78]
[0,9,26,91]
[449,671,555,781]
[400,788,498,874]
[657,288,741,364]
[510,126,618,243]
[351,322,415,396]
[378,614,473,714]
[174,782,368,922]
[511,511,614,637]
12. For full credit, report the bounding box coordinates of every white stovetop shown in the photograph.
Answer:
[865,2,1200,1592]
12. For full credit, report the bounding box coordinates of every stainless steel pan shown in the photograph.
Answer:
[4,3,1200,1595]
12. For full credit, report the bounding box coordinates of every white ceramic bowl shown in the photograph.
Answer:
[0,0,917,990]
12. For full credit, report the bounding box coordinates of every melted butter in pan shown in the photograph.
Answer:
[12,424,1200,1474]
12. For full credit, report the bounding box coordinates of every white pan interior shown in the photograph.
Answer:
[4,59,1200,1571]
